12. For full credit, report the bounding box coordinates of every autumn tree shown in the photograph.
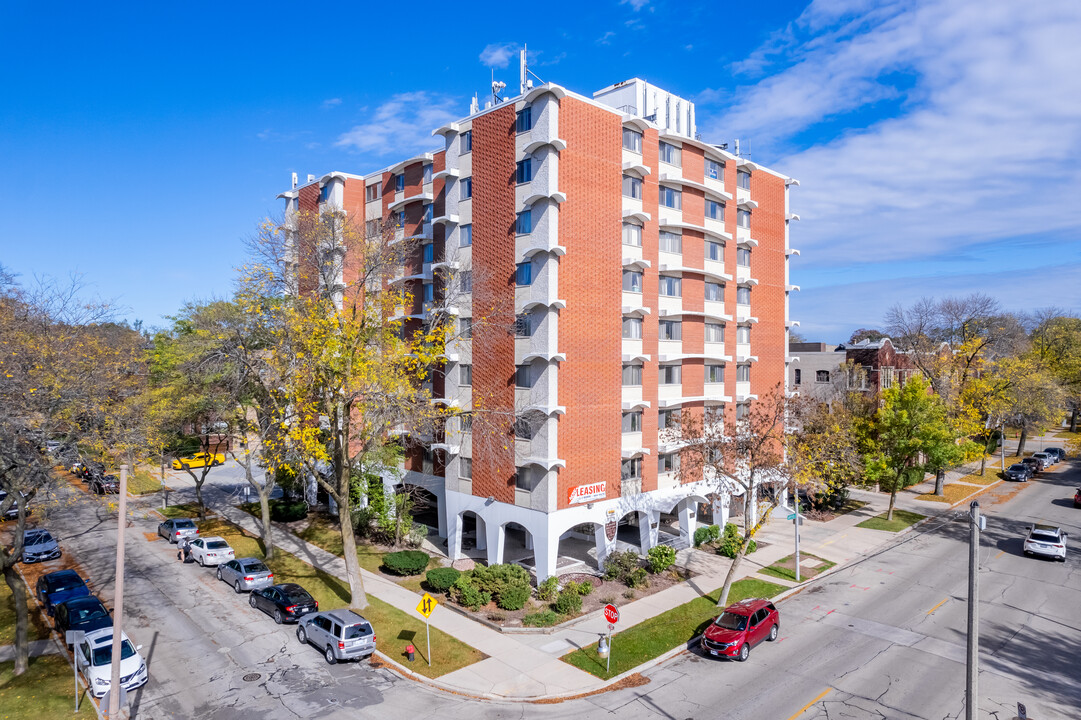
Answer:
[847,328,887,344]
[1029,312,1081,432]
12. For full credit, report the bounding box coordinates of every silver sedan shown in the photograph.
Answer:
[216,557,274,593]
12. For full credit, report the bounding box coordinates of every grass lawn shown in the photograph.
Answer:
[561,577,785,680]
[759,553,836,583]
[296,514,441,584]
[194,517,484,678]
[159,502,212,519]
[915,484,981,504]
[0,580,48,646]
[856,509,926,532]
[127,468,164,495]
[0,655,97,719]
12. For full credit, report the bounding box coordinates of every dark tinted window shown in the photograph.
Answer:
[332,623,343,638]
[207,541,229,550]
[1031,531,1059,542]
[175,520,195,529]
[224,561,238,570]
[50,573,83,592]
[242,562,269,573]
[91,639,136,666]
[713,612,747,631]
[344,623,373,640]
[282,588,313,603]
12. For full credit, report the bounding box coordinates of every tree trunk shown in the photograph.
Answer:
[3,564,29,676]
[1070,407,1078,433]
[979,453,987,476]
[934,469,945,496]
[1017,425,1028,457]
[258,489,274,561]
[716,490,752,608]
[337,489,368,610]
[886,482,898,522]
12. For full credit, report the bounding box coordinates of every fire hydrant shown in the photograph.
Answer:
[406,644,415,662]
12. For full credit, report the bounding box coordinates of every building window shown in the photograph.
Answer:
[365,219,381,238]
[706,200,725,221]
[516,107,533,133]
[881,367,895,389]
[515,312,536,337]
[516,364,537,389]
[658,452,680,473]
[392,211,404,229]
[706,241,724,261]
[737,171,751,190]
[737,286,751,305]
[794,369,801,386]
[736,402,750,420]
[621,458,642,481]
[460,457,472,480]
[622,128,642,153]
[622,411,643,433]
[659,141,681,166]
[515,261,533,286]
[461,130,472,153]
[659,320,681,341]
[705,158,724,180]
[460,317,473,339]
[705,282,724,302]
[660,186,682,210]
[706,364,725,383]
[516,159,533,184]
[460,364,472,385]
[622,317,643,339]
[737,248,751,267]
[659,276,682,297]
[423,203,433,224]
[423,164,432,184]
[659,231,682,254]
[365,184,381,202]
[513,416,536,440]
[736,364,750,382]
[460,224,472,246]
[319,185,330,203]
[622,223,642,247]
[737,209,751,228]
[460,270,472,293]
[422,283,434,302]
[514,466,541,491]
[737,325,750,344]
[461,178,473,200]
[660,364,682,385]
[705,323,725,342]
[659,408,681,429]
[516,210,532,235]
[422,243,434,263]
[622,175,642,199]
[623,270,643,293]
[816,370,830,383]
[622,364,642,386]
[394,174,405,192]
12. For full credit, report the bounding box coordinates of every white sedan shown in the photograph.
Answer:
[188,536,235,567]
[1023,524,1068,562]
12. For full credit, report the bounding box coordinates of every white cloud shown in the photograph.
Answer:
[701,0,1081,273]
[597,31,616,46]
[479,43,518,68]
[335,92,459,157]
[321,98,342,110]
[621,0,649,10]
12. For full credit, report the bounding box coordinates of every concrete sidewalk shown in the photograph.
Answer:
[0,639,60,662]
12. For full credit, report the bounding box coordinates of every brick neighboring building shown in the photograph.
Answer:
[789,338,921,398]
[278,77,800,581]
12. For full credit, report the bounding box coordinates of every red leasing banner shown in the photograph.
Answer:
[567,481,606,505]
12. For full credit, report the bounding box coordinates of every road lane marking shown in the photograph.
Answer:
[823,533,847,546]
[786,688,832,720]
[995,550,1005,559]
[926,597,949,614]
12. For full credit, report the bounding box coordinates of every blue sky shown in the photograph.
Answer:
[2,0,1079,342]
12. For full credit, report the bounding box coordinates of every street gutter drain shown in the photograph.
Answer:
[243,673,261,682]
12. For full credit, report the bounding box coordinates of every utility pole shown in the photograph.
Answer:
[108,464,129,718]
[1000,422,1006,473]
[966,500,984,720]
[793,497,801,582]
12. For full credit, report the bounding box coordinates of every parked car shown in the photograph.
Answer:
[172,452,225,471]
[1074,487,1081,509]
[1033,452,1056,468]
[187,536,234,567]
[1023,524,1068,561]
[1044,447,1067,462]
[217,557,274,593]
[1004,463,1032,482]
[1020,457,1043,476]
[70,461,87,476]
[22,528,61,563]
[0,490,25,521]
[35,569,90,615]
[55,596,112,638]
[89,474,120,494]
[296,609,376,664]
[250,583,318,624]
[700,598,780,662]
[74,627,148,699]
[157,518,199,544]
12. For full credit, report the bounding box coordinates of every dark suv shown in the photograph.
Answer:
[1020,457,1043,476]
[701,598,780,661]
[296,609,376,664]
[1004,463,1032,482]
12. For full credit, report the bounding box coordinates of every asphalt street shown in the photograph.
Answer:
[44,458,1081,719]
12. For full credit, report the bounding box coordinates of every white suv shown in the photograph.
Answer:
[1023,524,1068,562]
[74,627,148,699]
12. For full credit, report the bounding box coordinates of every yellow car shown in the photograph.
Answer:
[172,452,226,470]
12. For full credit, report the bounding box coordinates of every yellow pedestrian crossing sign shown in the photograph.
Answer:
[417,593,438,618]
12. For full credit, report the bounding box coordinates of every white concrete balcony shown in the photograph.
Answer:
[658,383,683,402]
[658,295,682,315]
[621,385,644,408]
[622,338,644,358]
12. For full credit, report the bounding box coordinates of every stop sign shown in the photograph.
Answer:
[603,604,619,624]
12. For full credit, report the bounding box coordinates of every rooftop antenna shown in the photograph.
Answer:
[470,93,479,114]
[734,139,740,157]
[491,69,506,104]
[520,44,533,94]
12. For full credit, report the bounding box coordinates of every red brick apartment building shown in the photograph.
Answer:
[277,78,800,581]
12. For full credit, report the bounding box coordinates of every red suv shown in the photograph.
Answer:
[701,598,779,661]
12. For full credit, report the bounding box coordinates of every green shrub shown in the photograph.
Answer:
[647,545,676,574]
[577,580,594,596]
[563,580,581,596]
[268,499,308,523]
[693,526,711,547]
[554,589,583,616]
[707,524,721,542]
[496,583,531,611]
[536,576,559,601]
[622,588,636,600]
[522,610,560,627]
[471,563,531,595]
[626,567,650,589]
[382,550,430,576]
[603,550,640,582]
[716,523,757,558]
[451,576,491,611]
[425,567,461,593]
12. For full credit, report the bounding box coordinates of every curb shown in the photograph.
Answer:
[441,601,606,635]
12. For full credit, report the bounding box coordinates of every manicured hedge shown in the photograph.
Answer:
[382,550,430,576]
[425,567,461,593]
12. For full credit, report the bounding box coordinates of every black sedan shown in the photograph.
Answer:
[249,583,318,624]
[55,596,112,640]
[1004,463,1032,482]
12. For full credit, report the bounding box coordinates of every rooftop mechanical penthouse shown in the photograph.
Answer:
[278,75,801,582]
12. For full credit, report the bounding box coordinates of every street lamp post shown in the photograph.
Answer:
[966,500,985,720]
[108,464,129,718]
